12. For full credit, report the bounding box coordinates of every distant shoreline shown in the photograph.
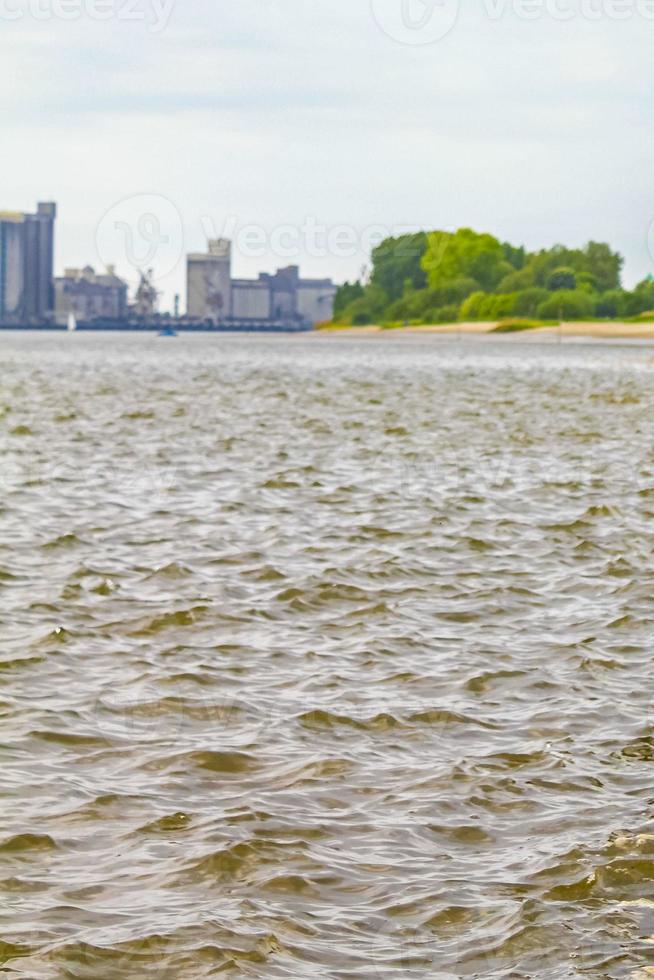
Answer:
[315,321,654,341]
[0,323,313,334]
[3,321,654,342]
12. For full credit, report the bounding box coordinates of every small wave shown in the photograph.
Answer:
[151,749,259,775]
[299,709,404,732]
[41,533,83,550]
[409,708,497,728]
[0,833,57,854]
[130,606,209,636]
[137,812,192,834]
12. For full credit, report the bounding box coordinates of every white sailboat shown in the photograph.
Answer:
[67,312,77,333]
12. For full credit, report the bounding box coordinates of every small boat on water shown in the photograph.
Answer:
[67,313,77,333]
[157,325,178,337]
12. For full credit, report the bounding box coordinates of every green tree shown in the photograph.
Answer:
[459,291,518,321]
[341,283,388,325]
[547,267,577,291]
[330,230,627,327]
[624,277,654,315]
[423,228,510,292]
[434,303,460,324]
[370,233,428,301]
[537,290,594,320]
[513,288,549,317]
[508,242,622,292]
[333,281,364,319]
[459,291,487,320]
[595,289,627,318]
[583,241,623,291]
[502,242,526,270]
[497,267,536,292]
[386,278,477,322]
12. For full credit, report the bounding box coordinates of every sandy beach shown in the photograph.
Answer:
[317,321,654,340]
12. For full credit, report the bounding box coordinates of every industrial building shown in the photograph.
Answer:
[54,266,128,325]
[187,239,336,326]
[0,202,56,323]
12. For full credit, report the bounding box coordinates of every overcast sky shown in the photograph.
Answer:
[2,0,652,308]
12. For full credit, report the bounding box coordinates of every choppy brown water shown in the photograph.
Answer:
[2,332,654,979]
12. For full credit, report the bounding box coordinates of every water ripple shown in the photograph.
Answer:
[1,334,654,977]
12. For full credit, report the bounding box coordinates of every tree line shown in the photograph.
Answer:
[332,229,654,326]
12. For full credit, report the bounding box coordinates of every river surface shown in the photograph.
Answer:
[2,332,654,979]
